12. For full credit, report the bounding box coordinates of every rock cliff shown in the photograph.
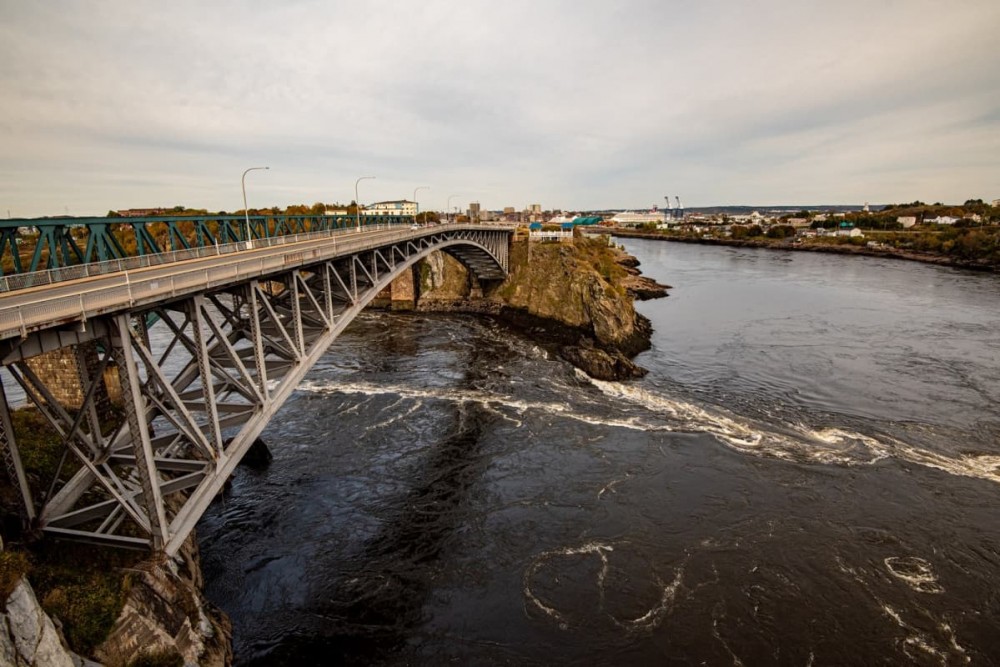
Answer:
[93,535,231,667]
[414,233,668,380]
[0,532,230,667]
[1,578,87,667]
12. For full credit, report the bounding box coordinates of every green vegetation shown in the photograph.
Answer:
[877,226,1000,263]
[0,550,30,598]
[1,406,137,657]
[28,543,136,655]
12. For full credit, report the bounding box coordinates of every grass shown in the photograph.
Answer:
[29,542,139,655]
[0,549,30,599]
[1,406,136,656]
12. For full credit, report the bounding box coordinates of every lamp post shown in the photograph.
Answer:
[413,186,429,224]
[355,176,375,229]
[240,167,270,250]
[241,166,269,248]
[446,194,459,224]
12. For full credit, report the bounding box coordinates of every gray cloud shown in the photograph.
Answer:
[1,0,998,216]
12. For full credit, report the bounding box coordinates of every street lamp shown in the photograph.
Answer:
[447,194,459,224]
[355,176,375,229]
[241,166,269,248]
[413,186,429,223]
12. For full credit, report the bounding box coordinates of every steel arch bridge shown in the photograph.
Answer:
[0,224,512,554]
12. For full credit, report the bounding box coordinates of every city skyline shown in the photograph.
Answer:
[2,0,998,218]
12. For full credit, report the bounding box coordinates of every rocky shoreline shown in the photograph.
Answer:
[603,229,999,272]
[411,236,669,381]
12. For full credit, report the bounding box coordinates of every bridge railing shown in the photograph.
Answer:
[0,223,516,341]
[0,223,400,293]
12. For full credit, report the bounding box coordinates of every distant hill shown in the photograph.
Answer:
[582,205,875,216]
[686,205,874,215]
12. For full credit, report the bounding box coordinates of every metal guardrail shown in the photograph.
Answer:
[0,223,384,293]
[0,223,516,341]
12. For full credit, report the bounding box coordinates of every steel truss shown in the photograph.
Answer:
[0,228,508,553]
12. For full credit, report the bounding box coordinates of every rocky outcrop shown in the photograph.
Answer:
[94,537,231,667]
[1,578,90,667]
[414,235,667,380]
[0,537,230,667]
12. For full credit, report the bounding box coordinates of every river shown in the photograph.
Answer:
[198,239,1000,665]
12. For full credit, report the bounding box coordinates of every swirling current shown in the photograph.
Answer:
[199,239,1000,665]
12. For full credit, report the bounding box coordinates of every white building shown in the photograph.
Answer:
[610,211,666,226]
[837,227,864,238]
[896,216,917,228]
[927,216,958,226]
[362,200,417,217]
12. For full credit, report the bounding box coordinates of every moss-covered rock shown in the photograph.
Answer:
[416,235,666,379]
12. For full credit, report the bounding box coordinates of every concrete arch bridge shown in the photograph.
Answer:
[0,223,512,555]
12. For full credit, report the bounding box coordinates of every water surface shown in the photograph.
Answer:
[200,240,1000,665]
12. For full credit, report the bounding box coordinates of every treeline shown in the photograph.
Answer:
[802,200,1000,230]
[880,226,1000,265]
[106,202,354,218]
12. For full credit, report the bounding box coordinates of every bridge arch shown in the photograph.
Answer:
[0,225,512,553]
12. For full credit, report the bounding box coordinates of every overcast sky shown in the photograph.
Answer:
[1,0,998,217]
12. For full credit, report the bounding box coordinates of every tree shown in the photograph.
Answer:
[766,225,796,239]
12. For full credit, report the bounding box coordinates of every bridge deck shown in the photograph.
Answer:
[0,224,505,342]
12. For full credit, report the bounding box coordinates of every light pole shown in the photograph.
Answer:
[355,176,375,229]
[447,194,459,224]
[412,186,429,224]
[241,166,269,248]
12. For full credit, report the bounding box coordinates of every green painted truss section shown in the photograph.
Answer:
[0,214,414,275]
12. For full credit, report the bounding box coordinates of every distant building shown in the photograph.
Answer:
[896,216,917,228]
[837,227,864,238]
[785,218,811,228]
[529,204,542,214]
[503,206,516,215]
[992,199,1000,207]
[116,208,167,217]
[610,211,666,226]
[927,216,958,226]
[325,208,349,216]
[362,200,417,217]
[468,202,481,222]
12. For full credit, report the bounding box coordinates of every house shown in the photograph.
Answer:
[927,216,958,225]
[896,216,917,228]
[837,227,864,238]
[785,218,811,229]
[361,200,417,217]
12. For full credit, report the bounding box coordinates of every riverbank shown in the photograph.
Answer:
[603,229,1000,272]
[411,234,669,381]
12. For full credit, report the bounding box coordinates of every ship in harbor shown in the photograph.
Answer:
[610,195,684,226]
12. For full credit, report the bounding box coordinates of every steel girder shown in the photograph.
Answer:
[0,214,420,275]
[0,229,507,553]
